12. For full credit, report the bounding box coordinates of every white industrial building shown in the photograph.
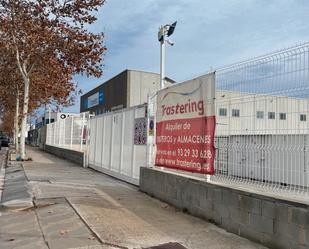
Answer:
[215,90,309,187]
[215,90,309,136]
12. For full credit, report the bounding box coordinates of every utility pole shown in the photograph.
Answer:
[159,31,165,90]
[158,21,177,89]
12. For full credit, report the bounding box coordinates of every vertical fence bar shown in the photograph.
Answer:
[84,115,89,166]
[100,116,105,168]
[70,116,74,148]
[119,111,125,173]
[58,119,61,146]
[80,113,85,151]
[146,93,151,167]
[53,123,55,146]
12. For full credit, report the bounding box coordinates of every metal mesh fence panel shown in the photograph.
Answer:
[45,114,88,152]
[210,43,309,200]
[145,43,309,201]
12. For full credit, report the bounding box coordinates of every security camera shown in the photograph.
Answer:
[166,39,174,46]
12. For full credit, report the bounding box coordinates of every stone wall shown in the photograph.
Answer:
[44,145,84,167]
[140,167,309,249]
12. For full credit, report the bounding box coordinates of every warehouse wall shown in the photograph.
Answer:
[216,90,309,136]
[80,70,128,113]
[127,70,174,107]
[140,167,309,249]
[128,70,160,107]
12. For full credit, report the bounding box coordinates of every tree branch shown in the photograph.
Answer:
[15,48,28,81]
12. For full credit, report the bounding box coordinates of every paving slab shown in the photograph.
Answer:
[0,209,48,249]
[33,198,101,249]
[0,196,105,249]
[18,146,267,249]
[1,162,33,209]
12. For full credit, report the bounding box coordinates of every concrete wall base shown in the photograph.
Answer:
[140,167,309,249]
[44,145,84,167]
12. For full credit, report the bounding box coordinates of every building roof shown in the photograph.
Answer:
[81,69,175,98]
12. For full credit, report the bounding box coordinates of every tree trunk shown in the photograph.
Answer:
[14,88,20,152]
[15,49,30,160]
[20,76,29,159]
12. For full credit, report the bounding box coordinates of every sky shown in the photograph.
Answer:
[64,0,309,113]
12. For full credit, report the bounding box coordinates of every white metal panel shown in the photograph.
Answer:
[133,145,147,179]
[99,117,105,167]
[88,105,147,185]
[102,115,112,169]
[122,109,134,176]
[111,113,122,172]
[88,118,96,165]
[95,118,103,166]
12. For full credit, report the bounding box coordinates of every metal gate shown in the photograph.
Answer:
[88,104,148,185]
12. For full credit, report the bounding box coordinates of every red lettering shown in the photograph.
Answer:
[180,104,185,113]
[161,100,204,116]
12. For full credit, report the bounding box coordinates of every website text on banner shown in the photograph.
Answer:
[155,72,216,174]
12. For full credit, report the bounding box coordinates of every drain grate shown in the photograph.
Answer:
[145,242,188,249]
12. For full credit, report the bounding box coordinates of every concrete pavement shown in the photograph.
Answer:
[0,147,7,203]
[0,146,267,249]
[1,161,33,209]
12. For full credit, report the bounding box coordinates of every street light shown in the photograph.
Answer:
[158,21,177,89]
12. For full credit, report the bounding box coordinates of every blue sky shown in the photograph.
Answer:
[65,0,309,113]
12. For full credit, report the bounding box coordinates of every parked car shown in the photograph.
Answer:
[0,135,10,147]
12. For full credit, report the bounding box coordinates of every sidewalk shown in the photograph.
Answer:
[0,148,7,204]
[0,146,267,249]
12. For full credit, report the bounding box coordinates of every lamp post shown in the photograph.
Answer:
[158,21,177,89]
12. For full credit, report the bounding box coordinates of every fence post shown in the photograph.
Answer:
[70,116,74,148]
[53,123,56,146]
[63,118,66,147]
[80,112,85,151]
[146,94,151,167]
[84,114,90,167]
[58,120,61,146]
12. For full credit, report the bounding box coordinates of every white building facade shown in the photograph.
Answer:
[214,90,309,187]
[216,90,309,136]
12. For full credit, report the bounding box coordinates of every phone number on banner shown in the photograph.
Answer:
[156,149,212,159]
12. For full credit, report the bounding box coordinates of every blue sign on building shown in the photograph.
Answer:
[84,99,88,109]
[99,91,104,104]
[83,90,104,111]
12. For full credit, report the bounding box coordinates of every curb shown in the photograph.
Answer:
[0,198,34,210]
[0,148,8,203]
[0,150,33,210]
